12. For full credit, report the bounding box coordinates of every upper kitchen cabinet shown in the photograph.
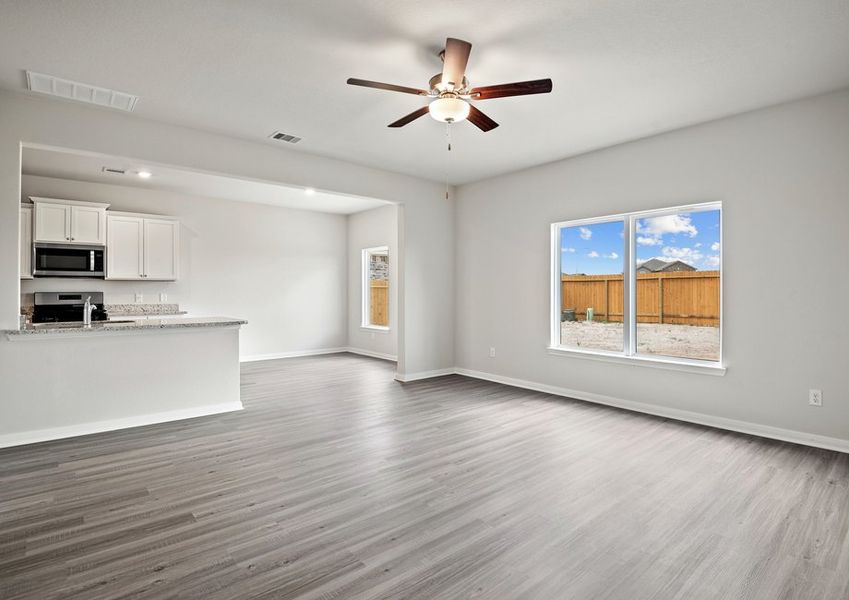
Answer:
[143,218,179,280]
[107,212,179,281]
[106,214,144,279]
[20,204,33,279]
[31,197,110,245]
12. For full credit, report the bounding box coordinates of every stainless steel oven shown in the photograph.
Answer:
[33,243,105,278]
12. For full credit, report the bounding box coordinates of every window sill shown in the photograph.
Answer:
[361,325,390,333]
[546,346,726,376]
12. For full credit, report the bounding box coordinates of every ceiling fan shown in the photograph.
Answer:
[347,37,552,132]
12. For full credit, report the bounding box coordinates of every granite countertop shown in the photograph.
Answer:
[6,317,247,337]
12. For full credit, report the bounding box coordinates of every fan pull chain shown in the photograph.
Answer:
[445,123,452,200]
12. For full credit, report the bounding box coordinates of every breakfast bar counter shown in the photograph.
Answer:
[5,316,247,337]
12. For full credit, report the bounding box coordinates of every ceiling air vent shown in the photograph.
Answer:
[101,167,126,175]
[26,71,139,112]
[269,131,302,144]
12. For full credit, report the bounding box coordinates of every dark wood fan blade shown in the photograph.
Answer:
[388,106,430,128]
[441,38,472,88]
[470,79,553,100]
[347,78,428,96]
[467,105,498,132]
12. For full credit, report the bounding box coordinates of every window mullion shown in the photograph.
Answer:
[624,216,637,356]
[551,224,562,348]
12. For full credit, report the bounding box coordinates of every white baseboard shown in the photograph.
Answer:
[240,347,348,362]
[454,368,849,454]
[346,347,397,362]
[395,368,456,383]
[0,401,244,449]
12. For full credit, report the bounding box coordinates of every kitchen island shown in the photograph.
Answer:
[0,316,247,448]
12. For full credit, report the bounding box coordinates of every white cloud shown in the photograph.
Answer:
[603,252,619,260]
[636,215,698,245]
[661,246,703,262]
[587,250,600,258]
[711,242,720,251]
[561,246,576,253]
[704,255,720,268]
[694,242,702,248]
[579,226,592,240]
[636,236,663,246]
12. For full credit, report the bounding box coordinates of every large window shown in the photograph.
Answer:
[551,203,721,368]
[362,246,389,329]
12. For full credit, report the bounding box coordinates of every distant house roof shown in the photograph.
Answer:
[637,258,696,272]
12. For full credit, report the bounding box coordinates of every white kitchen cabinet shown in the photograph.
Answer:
[20,205,33,279]
[70,205,106,244]
[31,197,109,244]
[107,212,179,281]
[106,215,144,279]
[143,218,179,280]
[34,201,68,242]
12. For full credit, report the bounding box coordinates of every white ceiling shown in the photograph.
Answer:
[2,1,848,185]
[22,147,389,215]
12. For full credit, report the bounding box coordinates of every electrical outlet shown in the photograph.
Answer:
[134,293,143,303]
[489,347,496,358]
[159,293,167,303]
[809,389,823,407]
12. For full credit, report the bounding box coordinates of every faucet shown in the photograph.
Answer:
[83,296,97,326]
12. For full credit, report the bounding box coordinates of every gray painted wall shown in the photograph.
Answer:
[454,89,849,443]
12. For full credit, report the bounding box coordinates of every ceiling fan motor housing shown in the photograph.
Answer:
[429,73,469,95]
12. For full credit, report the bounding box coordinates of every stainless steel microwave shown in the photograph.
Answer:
[33,243,105,278]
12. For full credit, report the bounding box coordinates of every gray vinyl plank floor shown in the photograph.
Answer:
[1,353,848,599]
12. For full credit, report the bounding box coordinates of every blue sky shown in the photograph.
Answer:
[560,210,720,275]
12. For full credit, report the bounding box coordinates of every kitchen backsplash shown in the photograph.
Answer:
[20,294,184,317]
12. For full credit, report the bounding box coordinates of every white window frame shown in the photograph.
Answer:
[361,246,390,331]
[549,202,724,375]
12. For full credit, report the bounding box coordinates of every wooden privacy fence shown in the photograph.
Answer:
[369,280,389,326]
[561,270,719,326]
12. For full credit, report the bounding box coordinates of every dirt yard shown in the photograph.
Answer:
[561,321,719,361]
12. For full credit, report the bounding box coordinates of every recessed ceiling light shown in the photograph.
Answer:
[304,187,316,196]
[137,171,152,179]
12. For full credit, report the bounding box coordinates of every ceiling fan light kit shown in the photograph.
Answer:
[347,37,552,132]
[429,96,470,123]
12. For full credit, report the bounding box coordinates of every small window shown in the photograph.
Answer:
[362,246,389,329]
[552,203,721,368]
